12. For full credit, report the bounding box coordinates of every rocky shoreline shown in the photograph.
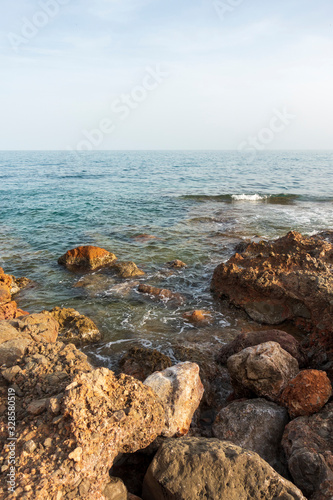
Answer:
[0,233,333,499]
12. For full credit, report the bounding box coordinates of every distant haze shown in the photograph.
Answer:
[1,0,332,150]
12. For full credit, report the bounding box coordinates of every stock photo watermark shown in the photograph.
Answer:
[212,0,245,21]
[67,64,169,154]
[6,388,16,494]
[7,0,70,52]
[238,107,296,161]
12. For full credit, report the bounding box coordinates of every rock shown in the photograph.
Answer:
[0,283,11,304]
[103,478,128,500]
[0,300,29,321]
[0,312,59,346]
[110,261,145,278]
[48,307,101,345]
[279,369,332,418]
[138,284,185,305]
[227,341,299,401]
[212,398,289,476]
[0,338,31,366]
[282,402,333,499]
[27,398,48,415]
[167,260,187,268]
[119,347,172,381]
[144,362,204,437]
[217,329,307,367]
[211,231,333,357]
[58,245,117,271]
[133,234,158,241]
[1,365,22,382]
[142,437,306,500]
[182,310,212,324]
[0,341,165,499]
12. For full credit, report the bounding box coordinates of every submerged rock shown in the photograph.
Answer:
[182,310,212,324]
[58,245,117,271]
[212,398,289,476]
[282,402,333,499]
[48,306,101,345]
[167,259,187,268]
[279,369,332,418]
[142,437,306,500]
[144,362,204,437]
[119,347,172,381]
[227,341,299,401]
[110,261,145,278]
[138,284,185,305]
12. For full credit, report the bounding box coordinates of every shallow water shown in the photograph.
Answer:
[1,150,333,367]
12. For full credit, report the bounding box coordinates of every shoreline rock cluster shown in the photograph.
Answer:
[0,234,333,499]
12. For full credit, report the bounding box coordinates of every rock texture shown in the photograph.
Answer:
[279,370,332,418]
[182,310,212,324]
[0,341,165,499]
[58,245,117,271]
[110,261,145,278]
[142,437,306,500]
[138,284,185,305]
[217,329,307,367]
[49,307,101,345]
[212,398,289,476]
[119,347,172,381]
[0,267,29,320]
[144,362,204,437]
[0,312,59,348]
[282,402,333,499]
[167,260,187,268]
[227,341,299,401]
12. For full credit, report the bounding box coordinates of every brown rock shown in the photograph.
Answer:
[110,261,145,278]
[279,369,332,418]
[0,267,12,289]
[119,347,172,381]
[49,307,101,345]
[167,260,187,268]
[217,329,307,367]
[183,310,212,324]
[138,284,185,305]
[0,338,32,366]
[0,283,11,305]
[227,341,299,401]
[58,245,117,271]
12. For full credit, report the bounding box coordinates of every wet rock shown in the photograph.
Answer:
[167,259,187,268]
[212,398,289,476]
[110,261,145,278]
[142,437,306,500]
[119,347,172,381]
[217,329,307,367]
[48,306,101,345]
[58,245,117,271]
[282,402,333,499]
[0,312,59,347]
[138,284,185,305]
[227,341,299,401]
[144,362,204,437]
[182,310,212,324]
[279,369,332,418]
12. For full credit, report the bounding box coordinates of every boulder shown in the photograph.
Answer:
[0,283,11,304]
[279,370,332,418]
[49,306,101,345]
[110,261,145,278]
[167,260,187,268]
[227,341,299,401]
[103,478,128,500]
[142,437,306,500]
[217,329,307,367]
[0,338,32,367]
[58,245,117,271]
[138,284,185,305]
[212,398,289,476]
[119,347,172,381]
[0,312,59,347]
[144,362,204,437]
[282,402,333,499]
[182,310,212,324]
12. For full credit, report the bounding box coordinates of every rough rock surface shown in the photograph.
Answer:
[110,261,145,278]
[0,267,30,320]
[282,402,333,499]
[144,362,204,437]
[0,312,59,347]
[227,341,299,401]
[58,245,117,271]
[212,398,289,476]
[138,284,185,305]
[211,232,333,352]
[217,329,307,367]
[182,310,212,324]
[279,369,332,418]
[0,341,165,499]
[119,347,172,381]
[142,437,306,500]
[167,260,187,268]
[49,306,101,345]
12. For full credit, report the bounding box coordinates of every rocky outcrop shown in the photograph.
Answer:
[142,437,306,500]
[279,370,332,418]
[0,312,59,347]
[212,398,289,476]
[217,329,307,367]
[138,284,185,305]
[282,402,333,499]
[144,362,204,437]
[211,232,333,351]
[227,341,299,401]
[58,245,117,271]
[110,261,145,278]
[0,341,165,499]
[182,310,212,324]
[49,306,101,345]
[119,347,172,381]
[0,267,29,320]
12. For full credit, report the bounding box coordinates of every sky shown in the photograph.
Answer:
[0,0,332,150]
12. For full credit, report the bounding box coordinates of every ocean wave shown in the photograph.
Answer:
[232,194,266,201]
[180,193,312,205]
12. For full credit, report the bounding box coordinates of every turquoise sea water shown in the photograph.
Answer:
[1,150,333,366]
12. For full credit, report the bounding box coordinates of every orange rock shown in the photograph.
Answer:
[0,300,18,320]
[183,310,212,323]
[167,259,187,268]
[0,267,13,288]
[279,369,332,418]
[138,284,185,305]
[58,245,117,271]
[0,283,11,305]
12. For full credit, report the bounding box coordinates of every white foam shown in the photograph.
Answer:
[232,194,266,201]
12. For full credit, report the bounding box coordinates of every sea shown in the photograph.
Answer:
[1,150,333,367]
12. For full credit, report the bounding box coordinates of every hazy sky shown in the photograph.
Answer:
[1,0,332,150]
